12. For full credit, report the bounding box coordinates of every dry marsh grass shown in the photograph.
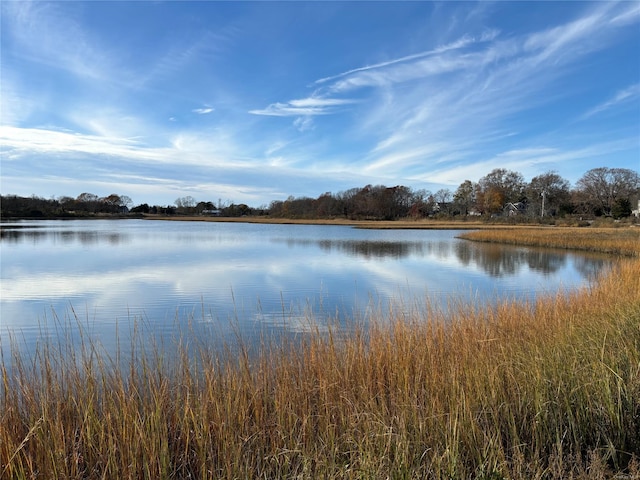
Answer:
[151,215,492,230]
[459,226,640,257]
[1,238,639,478]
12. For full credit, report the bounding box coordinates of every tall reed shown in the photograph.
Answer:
[2,261,639,478]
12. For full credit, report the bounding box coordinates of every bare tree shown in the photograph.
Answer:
[575,167,640,216]
[175,196,196,209]
[119,195,133,209]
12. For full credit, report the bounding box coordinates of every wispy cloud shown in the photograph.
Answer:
[3,2,119,84]
[248,1,638,190]
[314,30,499,86]
[1,126,153,159]
[0,77,39,126]
[0,124,252,171]
[248,30,501,131]
[522,4,612,63]
[581,83,640,119]
[135,28,238,90]
[609,3,640,26]
[293,117,314,132]
[193,107,214,114]
[335,3,637,179]
[249,97,356,117]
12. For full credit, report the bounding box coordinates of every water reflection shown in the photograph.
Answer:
[1,226,130,246]
[1,220,616,361]
[453,242,569,277]
[573,255,612,279]
[275,238,428,259]
[272,235,608,277]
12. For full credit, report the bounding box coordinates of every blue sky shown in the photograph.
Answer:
[1,1,639,207]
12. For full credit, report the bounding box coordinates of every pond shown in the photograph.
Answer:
[1,219,613,358]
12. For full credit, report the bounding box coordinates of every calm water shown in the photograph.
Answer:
[1,219,613,357]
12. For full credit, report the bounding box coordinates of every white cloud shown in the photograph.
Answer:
[0,124,255,172]
[0,126,158,159]
[289,98,353,108]
[193,107,214,114]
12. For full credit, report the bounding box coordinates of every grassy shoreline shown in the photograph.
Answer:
[143,214,496,229]
[2,230,639,478]
[459,227,640,257]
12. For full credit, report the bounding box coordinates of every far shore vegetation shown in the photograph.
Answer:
[2,214,639,478]
[2,166,639,223]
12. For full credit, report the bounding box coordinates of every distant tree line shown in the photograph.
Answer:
[131,196,263,217]
[267,167,639,220]
[0,191,264,219]
[2,167,638,220]
[1,193,133,218]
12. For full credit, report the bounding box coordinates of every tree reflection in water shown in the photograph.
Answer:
[1,226,130,246]
[275,236,612,278]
